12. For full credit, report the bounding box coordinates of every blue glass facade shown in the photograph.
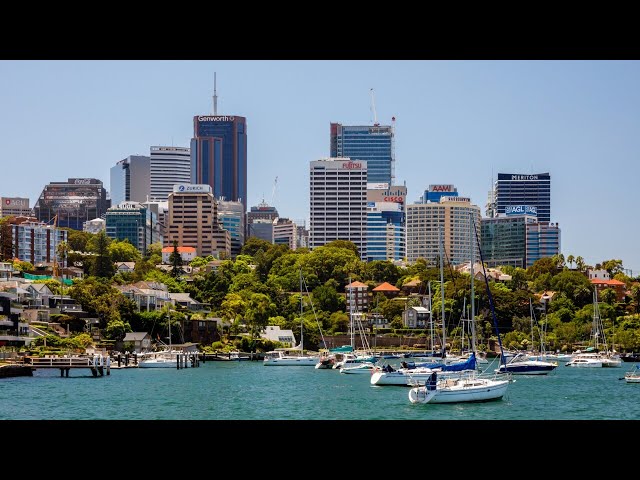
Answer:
[105,204,157,256]
[480,215,537,268]
[218,200,246,258]
[366,207,405,262]
[330,123,394,185]
[526,222,561,267]
[495,173,551,223]
[191,116,247,209]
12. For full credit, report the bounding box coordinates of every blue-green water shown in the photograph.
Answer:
[2,361,640,420]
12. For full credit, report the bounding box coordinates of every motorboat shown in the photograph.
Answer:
[137,350,180,368]
[339,361,377,374]
[565,353,603,368]
[495,352,557,375]
[624,364,640,383]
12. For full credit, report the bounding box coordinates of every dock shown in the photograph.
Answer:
[24,355,112,377]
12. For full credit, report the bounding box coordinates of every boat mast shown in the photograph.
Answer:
[428,281,434,354]
[300,267,304,351]
[349,276,355,349]
[439,226,446,357]
[469,213,476,354]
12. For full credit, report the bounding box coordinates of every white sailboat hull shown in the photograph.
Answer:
[408,377,509,404]
[263,356,318,366]
[138,352,179,368]
[340,362,376,374]
[371,368,435,386]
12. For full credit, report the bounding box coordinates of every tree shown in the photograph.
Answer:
[0,216,14,261]
[241,237,272,257]
[602,259,624,277]
[245,293,276,341]
[312,284,344,313]
[169,240,184,278]
[601,288,617,306]
[91,231,114,278]
[566,255,575,269]
[575,256,585,272]
[109,239,142,263]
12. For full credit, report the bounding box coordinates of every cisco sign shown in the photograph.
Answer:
[505,205,537,216]
[197,116,235,122]
[173,184,211,193]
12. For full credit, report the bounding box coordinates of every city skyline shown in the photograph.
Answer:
[2,60,639,273]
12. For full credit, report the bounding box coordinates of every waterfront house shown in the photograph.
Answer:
[345,280,369,312]
[403,306,430,328]
[169,292,205,311]
[122,331,152,353]
[591,278,626,302]
[261,325,297,347]
[373,281,400,299]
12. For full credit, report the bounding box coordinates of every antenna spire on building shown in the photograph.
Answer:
[370,88,379,126]
[213,72,218,115]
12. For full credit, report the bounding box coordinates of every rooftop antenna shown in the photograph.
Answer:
[213,72,218,115]
[370,88,379,126]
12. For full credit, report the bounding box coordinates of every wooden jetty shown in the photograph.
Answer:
[24,355,112,377]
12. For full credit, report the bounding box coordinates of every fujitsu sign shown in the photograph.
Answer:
[197,116,235,122]
[342,161,363,169]
[429,184,455,192]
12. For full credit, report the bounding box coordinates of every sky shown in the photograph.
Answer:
[1,60,639,274]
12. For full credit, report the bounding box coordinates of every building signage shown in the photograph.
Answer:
[367,186,407,204]
[341,161,363,170]
[173,184,211,193]
[367,183,389,190]
[440,196,470,202]
[73,179,92,185]
[429,184,455,193]
[3,198,28,207]
[197,116,235,122]
[505,205,537,216]
[511,175,538,181]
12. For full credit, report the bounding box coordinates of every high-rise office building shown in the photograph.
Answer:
[150,146,191,202]
[330,122,395,185]
[526,222,561,267]
[481,207,538,268]
[366,185,406,262]
[191,115,247,210]
[309,158,367,259]
[0,197,31,218]
[217,199,245,258]
[110,155,150,206]
[33,178,109,230]
[105,201,160,256]
[492,173,551,223]
[166,184,230,258]
[406,196,481,266]
[421,184,459,204]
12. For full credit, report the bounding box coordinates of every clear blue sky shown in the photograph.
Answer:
[2,60,639,274]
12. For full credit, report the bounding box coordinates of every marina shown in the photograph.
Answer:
[2,359,640,420]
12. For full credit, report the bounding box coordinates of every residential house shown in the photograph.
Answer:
[115,262,136,274]
[169,292,205,311]
[591,278,626,302]
[345,281,369,312]
[122,331,152,353]
[261,325,297,347]
[402,306,430,329]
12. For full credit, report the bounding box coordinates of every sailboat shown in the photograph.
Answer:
[138,306,180,368]
[372,228,477,387]
[495,299,558,375]
[409,218,510,404]
[566,289,622,368]
[263,269,319,366]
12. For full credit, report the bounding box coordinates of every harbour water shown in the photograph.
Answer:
[1,359,640,420]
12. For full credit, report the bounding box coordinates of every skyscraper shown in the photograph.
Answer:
[330,122,395,185]
[191,115,247,210]
[309,158,367,259]
[217,199,246,258]
[105,201,160,256]
[150,146,191,202]
[492,173,551,223]
[110,155,150,206]
[33,178,109,230]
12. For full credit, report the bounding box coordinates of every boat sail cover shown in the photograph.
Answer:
[409,352,477,372]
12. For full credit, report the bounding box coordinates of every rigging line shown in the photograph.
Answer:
[301,272,327,350]
[472,218,506,367]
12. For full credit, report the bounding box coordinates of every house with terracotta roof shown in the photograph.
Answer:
[401,278,422,295]
[161,246,197,264]
[345,280,369,312]
[591,278,626,302]
[372,281,400,299]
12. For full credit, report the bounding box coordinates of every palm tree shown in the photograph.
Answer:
[567,255,575,270]
[575,256,585,272]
